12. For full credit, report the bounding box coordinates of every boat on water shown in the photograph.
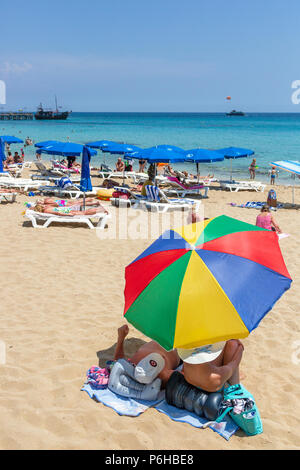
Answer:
[226,109,245,116]
[35,97,71,120]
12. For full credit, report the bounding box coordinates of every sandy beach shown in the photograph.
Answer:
[0,170,299,450]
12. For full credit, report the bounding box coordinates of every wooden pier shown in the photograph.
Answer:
[0,112,34,121]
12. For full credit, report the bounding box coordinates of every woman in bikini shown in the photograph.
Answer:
[34,203,108,217]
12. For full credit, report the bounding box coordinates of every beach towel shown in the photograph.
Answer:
[55,177,74,189]
[81,384,238,440]
[230,201,283,210]
[81,382,164,417]
[154,400,238,441]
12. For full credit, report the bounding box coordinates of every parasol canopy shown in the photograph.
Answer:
[124,216,292,351]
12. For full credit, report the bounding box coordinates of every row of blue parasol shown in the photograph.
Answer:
[1,136,254,185]
[86,141,255,181]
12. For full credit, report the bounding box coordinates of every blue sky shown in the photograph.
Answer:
[0,0,299,112]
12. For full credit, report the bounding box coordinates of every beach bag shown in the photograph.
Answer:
[112,190,129,200]
[267,189,277,208]
[216,384,263,436]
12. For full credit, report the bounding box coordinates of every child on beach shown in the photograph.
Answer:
[269,166,278,185]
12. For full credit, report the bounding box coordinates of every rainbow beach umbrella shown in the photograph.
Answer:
[124,216,292,351]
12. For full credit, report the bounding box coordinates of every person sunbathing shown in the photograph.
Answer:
[36,197,101,208]
[178,340,244,393]
[182,170,214,182]
[0,187,24,194]
[34,203,107,216]
[113,325,181,388]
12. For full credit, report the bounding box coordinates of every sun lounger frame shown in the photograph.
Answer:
[25,209,111,229]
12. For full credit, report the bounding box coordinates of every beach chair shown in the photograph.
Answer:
[219,180,266,192]
[38,183,96,199]
[139,185,199,213]
[0,178,48,192]
[98,164,113,179]
[32,161,68,179]
[110,186,146,208]
[25,209,111,229]
[51,159,81,174]
[0,192,17,203]
[165,176,209,198]
[5,163,25,178]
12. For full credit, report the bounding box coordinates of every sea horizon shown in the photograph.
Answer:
[2,111,300,184]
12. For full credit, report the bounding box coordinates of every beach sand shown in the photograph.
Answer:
[0,170,299,450]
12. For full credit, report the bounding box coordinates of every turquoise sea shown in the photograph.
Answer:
[2,112,300,183]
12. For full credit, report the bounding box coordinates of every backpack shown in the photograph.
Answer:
[267,189,277,207]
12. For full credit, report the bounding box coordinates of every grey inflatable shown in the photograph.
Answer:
[108,359,162,401]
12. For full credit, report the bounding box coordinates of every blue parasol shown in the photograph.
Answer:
[0,135,23,144]
[215,147,255,181]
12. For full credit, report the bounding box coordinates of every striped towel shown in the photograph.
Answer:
[56,177,73,189]
[145,185,160,202]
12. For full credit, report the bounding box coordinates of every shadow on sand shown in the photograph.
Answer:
[96,337,146,368]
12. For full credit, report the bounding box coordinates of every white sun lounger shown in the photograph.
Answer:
[38,184,97,199]
[101,171,148,184]
[165,176,209,198]
[50,159,81,174]
[0,178,48,191]
[139,185,200,213]
[25,209,111,229]
[220,180,266,192]
[0,192,17,203]
[31,161,68,179]
[5,162,33,178]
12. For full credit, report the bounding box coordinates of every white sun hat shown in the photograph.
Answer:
[177,342,226,365]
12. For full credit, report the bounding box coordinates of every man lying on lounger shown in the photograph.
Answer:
[33,200,108,217]
[36,197,102,208]
[113,325,244,392]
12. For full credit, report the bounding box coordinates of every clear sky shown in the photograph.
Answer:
[0,0,299,112]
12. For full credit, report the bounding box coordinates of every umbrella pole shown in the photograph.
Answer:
[292,175,295,204]
[196,162,200,196]
[230,158,233,182]
[122,153,125,187]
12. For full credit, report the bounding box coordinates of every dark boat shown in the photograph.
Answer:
[226,109,245,116]
[35,97,71,120]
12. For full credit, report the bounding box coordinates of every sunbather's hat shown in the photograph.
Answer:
[177,342,225,365]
